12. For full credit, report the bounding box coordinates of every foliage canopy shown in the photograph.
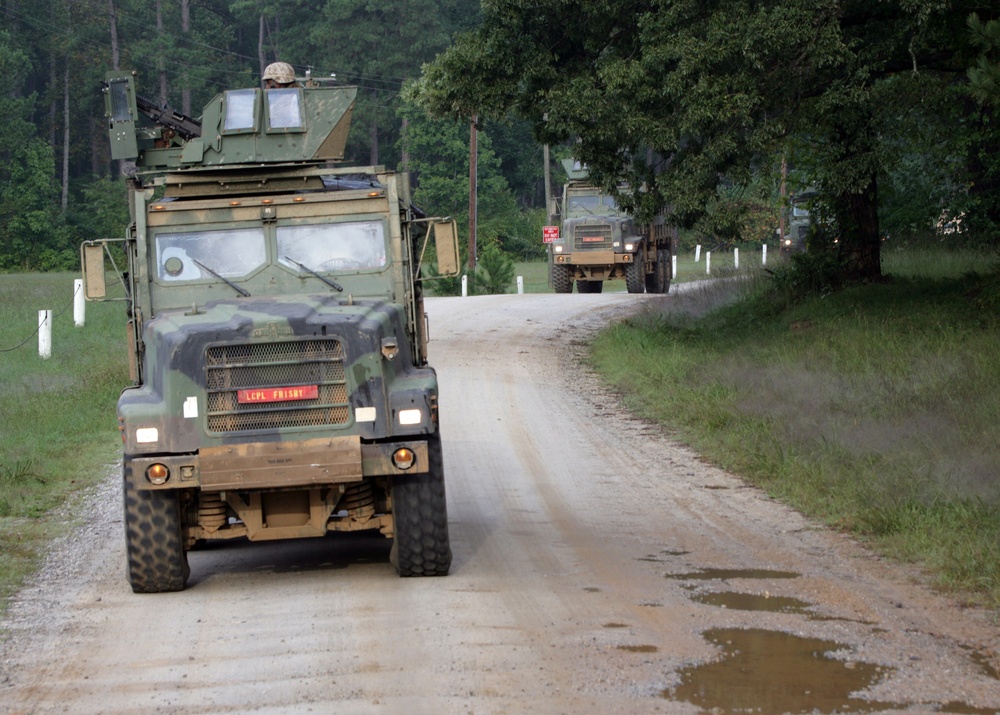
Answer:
[420,0,1000,282]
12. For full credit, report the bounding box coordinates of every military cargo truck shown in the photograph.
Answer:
[82,71,460,592]
[546,160,672,294]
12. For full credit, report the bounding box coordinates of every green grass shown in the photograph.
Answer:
[591,248,1000,606]
[0,273,128,609]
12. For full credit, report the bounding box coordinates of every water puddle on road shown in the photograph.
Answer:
[618,644,659,653]
[664,628,894,713]
[690,590,814,615]
[666,568,801,581]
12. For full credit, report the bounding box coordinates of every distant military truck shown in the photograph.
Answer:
[546,160,672,294]
[781,190,814,255]
[82,70,460,592]
[780,189,838,255]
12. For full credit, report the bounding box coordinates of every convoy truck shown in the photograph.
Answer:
[546,160,673,294]
[82,70,460,592]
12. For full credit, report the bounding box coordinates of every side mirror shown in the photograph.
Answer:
[81,242,108,299]
[433,220,460,277]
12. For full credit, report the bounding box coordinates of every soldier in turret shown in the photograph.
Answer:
[262,62,300,89]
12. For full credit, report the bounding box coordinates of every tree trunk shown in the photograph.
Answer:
[108,0,120,70]
[91,118,103,176]
[181,0,190,116]
[258,15,266,80]
[48,47,57,148]
[157,0,167,106]
[836,173,882,282]
[61,62,70,212]
[369,120,379,166]
[400,116,410,175]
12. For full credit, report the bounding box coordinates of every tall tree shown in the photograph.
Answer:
[421,0,998,283]
[289,0,458,166]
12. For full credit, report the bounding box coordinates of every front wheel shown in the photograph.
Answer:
[551,264,572,294]
[123,464,190,593]
[391,434,452,576]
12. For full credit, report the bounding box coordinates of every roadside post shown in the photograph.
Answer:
[38,310,52,359]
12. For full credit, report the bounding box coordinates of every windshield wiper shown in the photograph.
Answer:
[284,257,344,292]
[192,259,250,297]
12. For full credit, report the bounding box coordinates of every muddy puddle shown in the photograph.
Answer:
[666,568,801,581]
[690,590,813,615]
[665,628,894,713]
[665,579,998,713]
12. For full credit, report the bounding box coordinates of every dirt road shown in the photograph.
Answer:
[2,291,999,714]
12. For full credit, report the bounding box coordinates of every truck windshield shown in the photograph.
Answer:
[569,194,618,212]
[277,221,386,273]
[155,227,267,282]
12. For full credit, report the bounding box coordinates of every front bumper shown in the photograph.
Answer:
[128,435,430,491]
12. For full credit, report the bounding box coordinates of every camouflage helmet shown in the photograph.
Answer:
[262,62,295,84]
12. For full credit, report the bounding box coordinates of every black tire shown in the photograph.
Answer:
[577,279,603,293]
[123,463,190,593]
[645,248,672,294]
[625,255,645,294]
[551,264,572,294]
[391,434,452,576]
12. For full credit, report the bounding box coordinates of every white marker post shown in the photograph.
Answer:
[516,276,524,294]
[38,310,52,359]
[461,274,468,297]
[695,244,702,262]
[706,251,711,275]
[734,247,740,269]
[73,279,85,327]
[762,244,768,266]
[672,254,678,279]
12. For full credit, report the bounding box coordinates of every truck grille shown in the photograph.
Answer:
[205,339,350,432]
[573,224,613,250]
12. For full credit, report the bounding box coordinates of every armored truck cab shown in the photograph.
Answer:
[547,160,672,294]
[83,71,460,592]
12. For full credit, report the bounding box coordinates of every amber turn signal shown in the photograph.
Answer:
[392,448,416,470]
[145,463,170,485]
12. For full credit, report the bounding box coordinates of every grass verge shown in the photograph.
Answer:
[0,273,128,612]
[591,248,1000,606]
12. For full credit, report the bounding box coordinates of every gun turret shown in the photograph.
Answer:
[104,70,357,172]
[134,94,201,140]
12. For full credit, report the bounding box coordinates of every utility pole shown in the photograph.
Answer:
[778,155,787,244]
[543,143,552,221]
[468,116,478,274]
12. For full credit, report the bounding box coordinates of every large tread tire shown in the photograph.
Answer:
[391,434,452,577]
[551,264,572,294]
[625,255,645,294]
[123,464,190,593]
[645,248,672,294]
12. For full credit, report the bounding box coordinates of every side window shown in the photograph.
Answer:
[223,89,258,133]
[266,89,304,131]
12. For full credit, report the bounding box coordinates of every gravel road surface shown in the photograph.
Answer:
[2,290,998,714]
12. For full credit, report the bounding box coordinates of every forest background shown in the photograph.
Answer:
[0,0,549,274]
[1,0,998,277]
